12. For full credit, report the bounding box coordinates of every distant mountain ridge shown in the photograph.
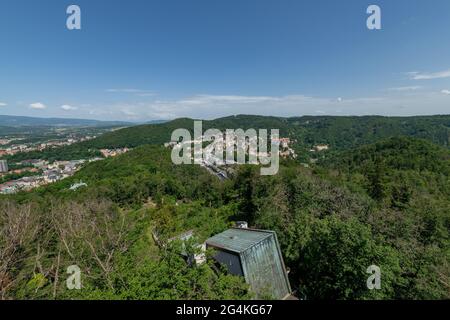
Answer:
[0,115,133,127]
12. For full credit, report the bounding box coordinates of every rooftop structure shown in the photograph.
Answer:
[206,227,291,299]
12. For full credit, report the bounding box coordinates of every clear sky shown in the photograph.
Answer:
[0,0,449,121]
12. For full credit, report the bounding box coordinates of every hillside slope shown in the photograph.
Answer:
[322,136,450,174]
[4,114,450,162]
[289,115,450,149]
[84,114,450,150]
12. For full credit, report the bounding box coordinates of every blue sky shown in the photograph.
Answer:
[0,0,449,121]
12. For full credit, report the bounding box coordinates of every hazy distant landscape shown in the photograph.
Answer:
[0,115,134,127]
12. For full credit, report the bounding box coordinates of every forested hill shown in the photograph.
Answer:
[73,114,450,150]
[317,136,450,205]
[4,114,450,162]
[322,136,450,174]
[72,115,292,149]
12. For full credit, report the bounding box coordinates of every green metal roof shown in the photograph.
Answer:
[206,227,292,299]
[206,228,273,253]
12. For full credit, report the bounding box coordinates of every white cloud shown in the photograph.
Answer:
[0,102,7,107]
[177,94,281,106]
[408,69,450,80]
[61,104,78,111]
[441,90,450,95]
[55,90,450,121]
[387,86,422,91]
[120,107,138,118]
[29,102,46,110]
[137,92,449,119]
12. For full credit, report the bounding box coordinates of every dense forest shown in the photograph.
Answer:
[0,116,449,300]
[4,115,449,163]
